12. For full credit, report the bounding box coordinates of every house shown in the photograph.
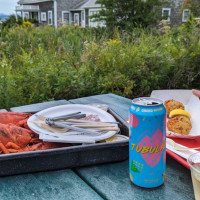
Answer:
[15,0,104,28]
[15,0,193,28]
[161,0,190,26]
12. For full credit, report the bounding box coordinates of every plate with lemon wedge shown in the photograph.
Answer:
[151,89,200,139]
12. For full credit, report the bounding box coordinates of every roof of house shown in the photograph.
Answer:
[81,0,101,9]
[18,0,101,8]
[71,0,89,10]
[18,0,52,4]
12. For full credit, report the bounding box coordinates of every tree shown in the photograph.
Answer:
[2,15,23,29]
[92,0,166,30]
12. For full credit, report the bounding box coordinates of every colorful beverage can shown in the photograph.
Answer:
[129,97,166,188]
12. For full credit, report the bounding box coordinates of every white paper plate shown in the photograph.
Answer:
[27,104,119,143]
[151,89,200,138]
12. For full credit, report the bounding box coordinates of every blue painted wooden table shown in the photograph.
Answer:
[0,94,195,200]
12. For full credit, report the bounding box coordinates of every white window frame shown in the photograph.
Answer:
[62,11,70,25]
[41,12,47,21]
[74,13,79,25]
[182,9,190,22]
[81,10,85,27]
[162,8,171,22]
[23,12,29,20]
[48,10,53,25]
[89,8,105,27]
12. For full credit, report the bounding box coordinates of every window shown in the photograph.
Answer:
[162,8,171,21]
[89,9,105,27]
[62,11,70,25]
[48,11,53,25]
[81,11,85,27]
[182,9,190,22]
[74,13,79,25]
[89,9,98,27]
[89,10,98,16]
[41,12,47,21]
[81,11,85,21]
[23,12,29,20]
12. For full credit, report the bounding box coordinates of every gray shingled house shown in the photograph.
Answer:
[15,0,191,28]
[16,0,105,27]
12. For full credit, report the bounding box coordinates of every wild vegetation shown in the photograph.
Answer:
[94,0,166,30]
[0,18,200,109]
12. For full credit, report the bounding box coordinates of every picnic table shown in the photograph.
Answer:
[0,94,195,200]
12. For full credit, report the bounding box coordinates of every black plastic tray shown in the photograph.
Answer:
[0,108,129,176]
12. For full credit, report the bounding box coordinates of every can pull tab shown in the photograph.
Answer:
[147,102,159,105]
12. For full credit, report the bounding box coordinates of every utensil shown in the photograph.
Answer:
[46,112,84,121]
[36,112,86,122]
[46,120,104,136]
[65,119,119,124]
[167,138,200,151]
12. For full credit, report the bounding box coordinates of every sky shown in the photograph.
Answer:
[0,0,18,15]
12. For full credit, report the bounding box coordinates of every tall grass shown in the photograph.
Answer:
[0,23,199,109]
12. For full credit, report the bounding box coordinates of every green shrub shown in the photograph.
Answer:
[0,22,199,109]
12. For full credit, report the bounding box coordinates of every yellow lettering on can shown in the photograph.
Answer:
[149,146,156,153]
[136,145,143,152]
[159,144,165,152]
[154,145,159,153]
[132,143,136,151]
[141,146,150,154]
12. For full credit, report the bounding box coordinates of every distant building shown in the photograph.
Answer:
[161,0,191,26]
[15,0,193,28]
[16,0,105,28]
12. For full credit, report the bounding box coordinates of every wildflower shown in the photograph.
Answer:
[23,21,32,27]
[107,39,120,44]
[1,76,4,79]
[0,42,6,47]
[1,61,7,68]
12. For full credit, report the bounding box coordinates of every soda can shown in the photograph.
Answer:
[129,97,166,188]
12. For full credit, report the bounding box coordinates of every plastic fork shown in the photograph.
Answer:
[46,120,104,136]
[46,112,86,121]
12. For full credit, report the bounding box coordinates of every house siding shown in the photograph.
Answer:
[161,0,185,26]
[39,1,54,26]
[56,0,84,24]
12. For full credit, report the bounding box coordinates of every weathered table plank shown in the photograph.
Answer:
[10,100,70,113]
[75,158,194,200]
[0,170,103,200]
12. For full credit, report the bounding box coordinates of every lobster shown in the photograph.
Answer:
[0,123,41,153]
[0,111,32,129]
[0,112,70,154]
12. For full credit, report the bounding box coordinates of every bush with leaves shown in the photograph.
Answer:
[92,0,167,30]
[0,21,199,109]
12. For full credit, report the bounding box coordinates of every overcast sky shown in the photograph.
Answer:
[0,0,18,15]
